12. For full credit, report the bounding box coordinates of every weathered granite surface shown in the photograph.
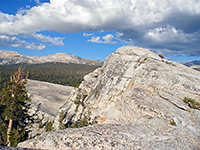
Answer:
[54,46,200,128]
[19,46,200,149]
[26,79,75,138]
[27,79,75,117]
[0,146,31,150]
[18,124,199,149]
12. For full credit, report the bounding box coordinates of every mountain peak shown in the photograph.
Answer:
[184,60,200,67]
[114,46,162,58]
[0,50,21,57]
[0,50,103,65]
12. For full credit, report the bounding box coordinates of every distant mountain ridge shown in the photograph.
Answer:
[183,60,200,67]
[183,60,200,71]
[0,50,103,66]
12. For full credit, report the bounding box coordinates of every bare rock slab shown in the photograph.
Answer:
[26,79,75,137]
[27,79,75,117]
[18,124,199,149]
[19,46,200,149]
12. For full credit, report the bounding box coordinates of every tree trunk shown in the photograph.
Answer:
[7,118,13,146]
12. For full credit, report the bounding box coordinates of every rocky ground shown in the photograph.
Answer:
[18,123,199,149]
[27,79,75,117]
[26,79,75,138]
[18,46,200,149]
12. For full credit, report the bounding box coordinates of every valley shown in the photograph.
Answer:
[0,63,100,89]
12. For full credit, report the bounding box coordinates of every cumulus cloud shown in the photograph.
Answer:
[88,36,101,43]
[0,0,200,55]
[2,0,200,35]
[102,34,116,44]
[145,26,186,42]
[31,34,64,46]
[34,0,40,4]
[140,26,200,56]
[88,34,116,44]
[29,0,40,4]
[0,12,15,22]
[0,35,45,50]
[83,33,94,37]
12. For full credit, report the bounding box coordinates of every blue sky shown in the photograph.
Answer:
[0,0,200,62]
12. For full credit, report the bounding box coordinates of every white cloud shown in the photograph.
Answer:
[83,33,94,37]
[88,34,116,44]
[1,0,199,35]
[102,34,116,44]
[34,0,40,4]
[29,0,40,4]
[0,12,15,22]
[139,26,200,56]
[115,32,123,39]
[32,34,64,46]
[0,35,45,50]
[145,26,187,42]
[88,36,101,43]
[0,0,200,55]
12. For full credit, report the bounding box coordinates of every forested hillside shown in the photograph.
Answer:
[0,63,100,89]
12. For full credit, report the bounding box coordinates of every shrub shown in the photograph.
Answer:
[68,110,91,128]
[74,94,87,112]
[169,120,176,126]
[183,97,200,110]
[74,94,81,109]
[158,54,164,59]
[38,120,43,128]
[45,121,54,132]
[59,110,66,130]
[69,116,89,128]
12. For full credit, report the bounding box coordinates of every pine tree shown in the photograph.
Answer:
[0,67,34,147]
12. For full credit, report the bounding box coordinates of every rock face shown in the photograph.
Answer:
[19,46,200,149]
[27,79,75,117]
[0,50,103,66]
[26,79,75,138]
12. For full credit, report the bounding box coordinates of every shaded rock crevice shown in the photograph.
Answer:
[158,94,187,111]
